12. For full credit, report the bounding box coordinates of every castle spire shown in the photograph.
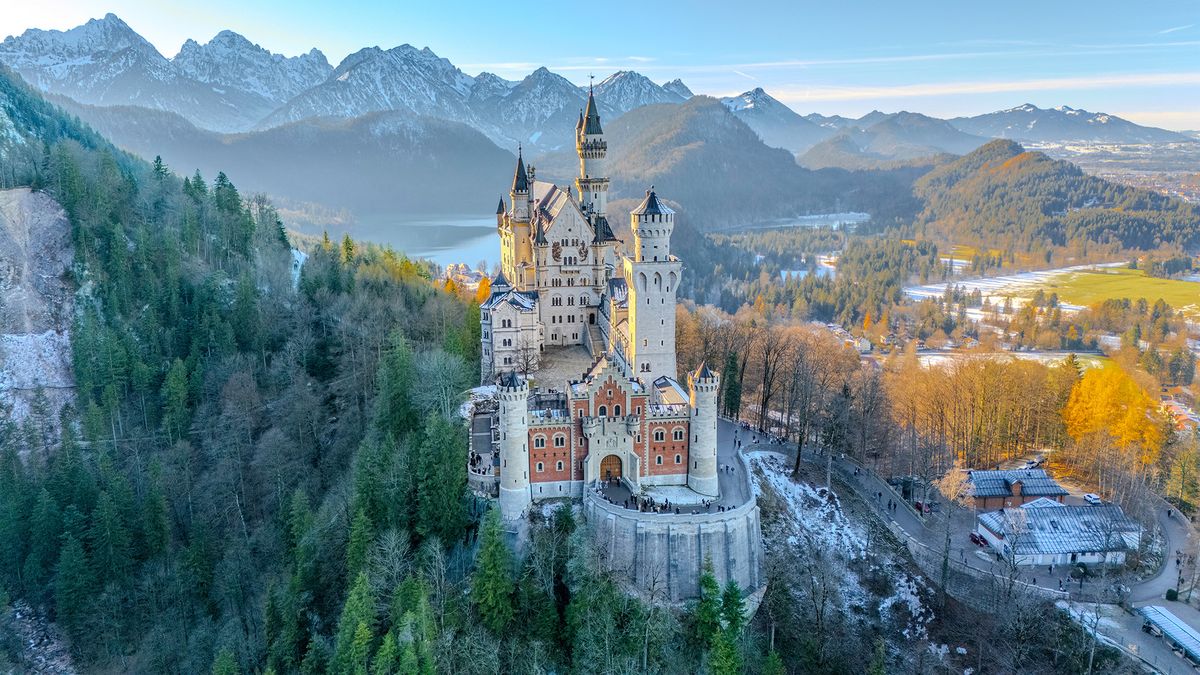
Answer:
[511,145,528,193]
[582,88,603,135]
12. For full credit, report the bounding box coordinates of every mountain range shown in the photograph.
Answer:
[1,13,1195,230]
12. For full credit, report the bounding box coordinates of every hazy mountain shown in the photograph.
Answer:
[0,14,318,131]
[593,71,687,117]
[720,88,831,154]
[662,79,693,99]
[915,139,1200,250]
[951,104,1194,144]
[803,112,858,130]
[56,97,513,217]
[799,112,987,169]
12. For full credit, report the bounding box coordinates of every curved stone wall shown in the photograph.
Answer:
[582,451,764,602]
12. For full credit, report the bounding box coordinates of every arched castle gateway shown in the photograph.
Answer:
[474,87,763,602]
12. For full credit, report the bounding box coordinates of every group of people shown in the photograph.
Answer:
[467,450,493,476]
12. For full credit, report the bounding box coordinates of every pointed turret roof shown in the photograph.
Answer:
[512,147,529,193]
[498,370,523,389]
[496,197,505,214]
[533,220,548,245]
[492,270,511,290]
[583,88,603,135]
[576,110,584,130]
[591,215,616,243]
[631,188,673,216]
[692,361,716,381]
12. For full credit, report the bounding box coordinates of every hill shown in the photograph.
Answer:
[914,139,1200,252]
[799,112,987,169]
[950,104,1194,144]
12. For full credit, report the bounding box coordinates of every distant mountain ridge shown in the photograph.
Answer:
[0,13,690,148]
[950,103,1193,144]
[799,112,988,170]
[720,88,831,153]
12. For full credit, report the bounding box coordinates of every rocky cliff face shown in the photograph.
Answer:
[0,188,74,431]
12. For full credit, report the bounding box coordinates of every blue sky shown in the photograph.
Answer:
[4,0,1200,128]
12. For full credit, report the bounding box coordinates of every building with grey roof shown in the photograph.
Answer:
[976,498,1141,567]
[967,468,1069,510]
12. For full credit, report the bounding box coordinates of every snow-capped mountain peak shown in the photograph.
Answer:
[593,70,686,116]
[662,79,693,99]
[174,29,331,105]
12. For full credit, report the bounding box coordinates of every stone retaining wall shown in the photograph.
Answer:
[582,450,764,601]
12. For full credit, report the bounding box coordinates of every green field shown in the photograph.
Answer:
[1039,267,1200,317]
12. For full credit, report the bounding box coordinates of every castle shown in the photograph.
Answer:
[480,87,720,521]
[474,89,761,602]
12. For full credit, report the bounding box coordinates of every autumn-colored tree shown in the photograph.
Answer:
[1062,364,1164,468]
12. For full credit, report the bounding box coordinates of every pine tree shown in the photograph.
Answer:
[211,647,239,675]
[721,579,745,636]
[763,651,785,675]
[721,351,741,418]
[89,490,132,584]
[375,332,416,440]
[708,629,741,675]
[415,414,466,543]
[53,534,93,633]
[161,358,190,442]
[693,560,722,646]
[868,638,887,675]
[350,621,374,675]
[372,630,398,675]
[346,507,373,580]
[472,509,514,633]
[333,573,376,673]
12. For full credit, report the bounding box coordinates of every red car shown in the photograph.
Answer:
[969,532,987,547]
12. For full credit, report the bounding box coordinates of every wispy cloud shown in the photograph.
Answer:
[766,72,1200,104]
[731,69,757,82]
[1158,24,1195,35]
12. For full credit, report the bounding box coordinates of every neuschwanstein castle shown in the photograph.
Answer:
[474,88,762,601]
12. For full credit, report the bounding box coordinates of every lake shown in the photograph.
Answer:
[307,214,500,271]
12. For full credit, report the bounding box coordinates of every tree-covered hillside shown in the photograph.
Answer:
[914,139,1200,255]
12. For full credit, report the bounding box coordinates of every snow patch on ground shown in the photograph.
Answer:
[882,573,935,641]
[749,451,867,558]
[460,384,497,420]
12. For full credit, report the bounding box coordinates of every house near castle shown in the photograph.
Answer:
[967,469,1069,510]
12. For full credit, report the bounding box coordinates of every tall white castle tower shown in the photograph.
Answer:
[497,371,531,521]
[624,188,682,384]
[575,87,608,219]
[687,363,720,496]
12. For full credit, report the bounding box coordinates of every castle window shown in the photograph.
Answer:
[482,311,489,321]
[536,462,544,473]
[673,429,684,441]
[598,405,607,417]
[614,405,622,416]
[554,435,565,447]
[653,430,665,442]
[675,454,682,464]
[502,319,512,328]
[502,339,512,347]
[656,455,663,465]
[556,460,564,471]
[534,436,546,448]
[567,296,574,306]
[552,296,561,306]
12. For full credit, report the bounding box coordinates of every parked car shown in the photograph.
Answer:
[969,532,987,547]
[1083,493,1103,505]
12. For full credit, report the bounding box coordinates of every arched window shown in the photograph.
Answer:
[598,405,607,417]
[553,435,565,447]
[556,460,564,471]
[655,455,663,465]
[534,436,546,449]
[673,429,685,441]
[674,454,682,464]
[653,429,665,442]
[614,405,622,417]
[536,462,544,472]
